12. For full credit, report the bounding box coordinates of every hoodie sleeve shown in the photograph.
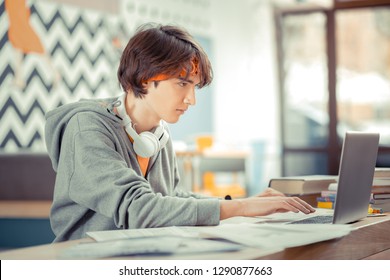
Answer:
[67,112,220,229]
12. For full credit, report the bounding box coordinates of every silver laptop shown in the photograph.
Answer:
[291,131,380,224]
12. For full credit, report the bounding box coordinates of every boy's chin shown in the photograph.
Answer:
[164,117,180,124]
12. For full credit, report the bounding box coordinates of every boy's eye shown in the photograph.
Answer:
[178,82,187,87]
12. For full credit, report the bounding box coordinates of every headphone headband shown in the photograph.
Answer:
[117,94,139,141]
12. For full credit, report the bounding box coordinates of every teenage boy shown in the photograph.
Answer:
[45,23,315,242]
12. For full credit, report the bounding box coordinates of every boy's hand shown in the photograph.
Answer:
[255,187,285,197]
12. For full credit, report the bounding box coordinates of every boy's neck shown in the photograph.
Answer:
[123,92,160,133]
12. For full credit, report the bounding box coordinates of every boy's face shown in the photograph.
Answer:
[143,74,200,124]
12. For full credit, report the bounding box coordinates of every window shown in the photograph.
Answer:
[336,8,390,144]
[274,0,390,176]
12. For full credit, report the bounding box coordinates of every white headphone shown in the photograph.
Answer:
[117,94,169,158]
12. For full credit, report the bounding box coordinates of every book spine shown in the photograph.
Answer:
[374,168,390,178]
[321,190,337,198]
[370,198,390,204]
[317,201,334,209]
[371,193,390,200]
[317,196,336,202]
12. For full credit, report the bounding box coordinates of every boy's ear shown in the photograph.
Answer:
[141,81,150,90]
[142,80,159,91]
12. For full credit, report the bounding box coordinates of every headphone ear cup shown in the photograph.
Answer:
[154,125,170,149]
[133,132,160,158]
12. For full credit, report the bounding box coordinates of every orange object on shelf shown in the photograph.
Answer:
[196,135,213,151]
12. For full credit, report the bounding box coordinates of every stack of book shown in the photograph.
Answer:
[316,189,337,209]
[268,169,390,212]
[268,175,337,195]
[315,168,390,212]
[370,178,390,212]
[268,175,337,208]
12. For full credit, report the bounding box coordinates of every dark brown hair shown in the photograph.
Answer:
[117,23,213,97]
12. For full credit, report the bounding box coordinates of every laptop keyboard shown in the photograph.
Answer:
[290,215,334,224]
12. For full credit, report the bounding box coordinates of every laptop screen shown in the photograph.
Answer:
[333,131,379,224]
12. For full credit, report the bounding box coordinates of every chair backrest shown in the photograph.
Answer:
[0,153,55,200]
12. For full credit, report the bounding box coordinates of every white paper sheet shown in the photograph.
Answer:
[87,226,205,242]
[82,209,350,259]
[200,223,352,249]
[60,236,243,259]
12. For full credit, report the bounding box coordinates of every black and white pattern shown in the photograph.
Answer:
[0,0,121,151]
[0,0,213,152]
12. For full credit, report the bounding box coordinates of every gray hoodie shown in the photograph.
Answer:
[45,97,220,242]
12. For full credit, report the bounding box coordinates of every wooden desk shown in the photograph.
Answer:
[1,214,389,260]
[0,200,51,218]
[258,214,390,260]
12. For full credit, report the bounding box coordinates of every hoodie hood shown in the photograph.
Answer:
[45,97,120,171]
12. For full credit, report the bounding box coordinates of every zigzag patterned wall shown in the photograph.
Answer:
[0,0,213,153]
[0,0,122,152]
